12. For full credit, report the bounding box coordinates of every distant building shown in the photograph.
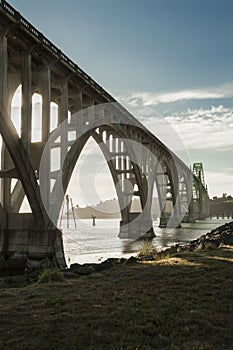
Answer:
[209,194,233,218]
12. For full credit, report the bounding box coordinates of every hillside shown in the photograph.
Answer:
[73,198,161,219]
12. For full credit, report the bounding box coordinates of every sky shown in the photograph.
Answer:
[7,0,233,204]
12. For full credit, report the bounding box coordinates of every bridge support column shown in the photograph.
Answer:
[21,53,32,151]
[159,211,182,228]
[0,36,8,105]
[0,35,10,212]
[41,67,51,143]
[119,213,155,239]
[39,68,51,210]
[184,197,195,223]
[59,80,69,164]
[88,99,95,123]
[73,91,83,133]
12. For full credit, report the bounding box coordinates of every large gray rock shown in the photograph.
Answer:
[69,263,81,271]
[72,265,96,275]
[185,221,233,251]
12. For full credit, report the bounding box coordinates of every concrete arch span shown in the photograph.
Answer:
[43,107,160,239]
[41,103,197,239]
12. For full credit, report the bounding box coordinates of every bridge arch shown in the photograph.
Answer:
[40,102,200,238]
[171,168,194,224]
[150,154,180,228]
[43,112,155,239]
[192,175,209,220]
[42,103,191,237]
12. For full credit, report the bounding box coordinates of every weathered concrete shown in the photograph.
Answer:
[0,228,66,273]
[119,213,155,239]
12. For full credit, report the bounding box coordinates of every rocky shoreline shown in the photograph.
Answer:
[177,220,233,250]
[1,221,232,285]
[137,220,233,260]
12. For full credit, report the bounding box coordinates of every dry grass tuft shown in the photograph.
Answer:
[38,268,64,283]
[137,240,157,258]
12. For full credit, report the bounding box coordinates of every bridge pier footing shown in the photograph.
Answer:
[0,228,67,275]
[159,215,182,229]
[119,216,155,240]
[181,214,196,224]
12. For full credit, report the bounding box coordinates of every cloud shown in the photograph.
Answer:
[205,171,233,198]
[125,104,233,151]
[164,105,233,150]
[119,99,233,151]
[123,99,232,196]
[118,82,233,106]
[224,167,233,171]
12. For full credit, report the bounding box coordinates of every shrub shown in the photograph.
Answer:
[203,242,217,251]
[0,291,14,298]
[45,296,66,307]
[137,240,157,259]
[38,268,64,283]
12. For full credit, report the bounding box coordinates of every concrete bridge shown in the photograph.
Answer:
[0,1,209,272]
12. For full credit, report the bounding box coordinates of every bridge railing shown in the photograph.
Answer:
[0,0,113,102]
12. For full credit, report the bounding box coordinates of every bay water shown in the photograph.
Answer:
[61,218,231,266]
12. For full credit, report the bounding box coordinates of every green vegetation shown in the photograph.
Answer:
[45,296,66,307]
[201,241,217,251]
[38,268,64,283]
[0,290,15,298]
[0,245,232,349]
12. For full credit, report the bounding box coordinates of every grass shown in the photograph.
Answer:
[38,268,64,283]
[0,290,15,298]
[0,245,232,349]
[137,240,158,259]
